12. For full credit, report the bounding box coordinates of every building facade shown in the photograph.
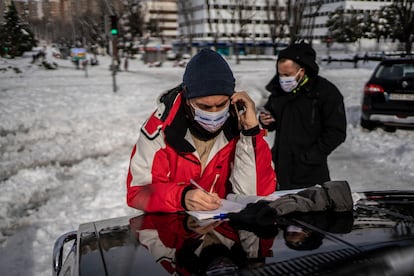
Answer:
[176,0,288,54]
[176,0,395,44]
[145,0,178,40]
[2,0,400,52]
[302,0,393,40]
[177,0,284,42]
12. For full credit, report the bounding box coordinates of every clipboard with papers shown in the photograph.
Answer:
[186,189,303,222]
[186,199,245,221]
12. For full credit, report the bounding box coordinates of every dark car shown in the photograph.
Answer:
[360,57,414,132]
[53,189,414,276]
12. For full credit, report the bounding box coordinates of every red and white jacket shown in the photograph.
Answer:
[127,87,277,212]
[130,214,275,275]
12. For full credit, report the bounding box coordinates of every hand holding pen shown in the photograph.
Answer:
[184,179,221,211]
[187,216,222,234]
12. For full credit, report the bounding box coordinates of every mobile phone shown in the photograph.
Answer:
[234,101,246,115]
[257,106,270,114]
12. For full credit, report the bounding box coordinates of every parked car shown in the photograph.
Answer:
[360,57,414,132]
[53,189,414,276]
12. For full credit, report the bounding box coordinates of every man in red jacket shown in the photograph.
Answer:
[130,213,276,275]
[127,48,276,212]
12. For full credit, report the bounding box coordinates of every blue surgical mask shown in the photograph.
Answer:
[279,69,302,93]
[191,103,230,132]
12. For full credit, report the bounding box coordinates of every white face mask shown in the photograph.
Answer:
[279,69,302,93]
[191,103,230,132]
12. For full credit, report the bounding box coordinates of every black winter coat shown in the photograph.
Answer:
[263,74,346,190]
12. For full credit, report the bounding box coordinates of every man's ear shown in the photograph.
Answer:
[184,98,195,117]
[185,98,192,108]
[181,84,189,97]
[300,68,306,78]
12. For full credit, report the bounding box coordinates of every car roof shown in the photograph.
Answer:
[380,57,414,64]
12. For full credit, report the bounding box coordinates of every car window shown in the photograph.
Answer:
[376,63,414,79]
[403,64,414,77]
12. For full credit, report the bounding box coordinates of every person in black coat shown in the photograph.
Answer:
[259,42,346,190]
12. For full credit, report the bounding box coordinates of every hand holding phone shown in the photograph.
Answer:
[234,101,246,116]
[231,91,259,130]
[258,107,275,126]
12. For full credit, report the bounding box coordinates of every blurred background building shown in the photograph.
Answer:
[1,0,411,56]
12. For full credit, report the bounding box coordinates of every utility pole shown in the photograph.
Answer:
[110,15,118,93]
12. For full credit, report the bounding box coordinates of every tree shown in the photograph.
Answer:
[119,0,146,56]
[264,0,321,46]
[206,0,222,52]
[265,0,287,53]
[379,1,414,54]
[285,0,307,44]
[302,0,323,45]
[326,7,362,43]
[0,2,36,57]
[364,9,391,51]
[228,0,258,64]
[76,13,104,47]
[177,0,195,55]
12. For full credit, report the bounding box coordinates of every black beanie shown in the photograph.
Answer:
[182,48,235,99]
[278,42,319,75]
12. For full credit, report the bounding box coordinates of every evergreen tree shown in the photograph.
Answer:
[326,7,362,43]
[366,9,391,43]
[0,2,37,57]
[378,2,414,54]
[119,0,146,56]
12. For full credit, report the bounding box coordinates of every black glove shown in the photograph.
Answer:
[267,181,353,216]
[321,180,353,212]
[267,186,330,216]
[227,201,277,226]
[227,181,353,227]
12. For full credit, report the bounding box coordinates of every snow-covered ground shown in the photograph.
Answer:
[0,49,413,275]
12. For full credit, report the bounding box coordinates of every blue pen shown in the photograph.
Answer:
[213,213,228,220]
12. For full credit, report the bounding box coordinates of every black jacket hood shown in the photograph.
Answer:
[277,42,319,76]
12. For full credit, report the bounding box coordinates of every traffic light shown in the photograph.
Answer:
[110,15,118,35]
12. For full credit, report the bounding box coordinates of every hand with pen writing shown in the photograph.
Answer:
[185,189,221,211]
[184,179,222,211]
